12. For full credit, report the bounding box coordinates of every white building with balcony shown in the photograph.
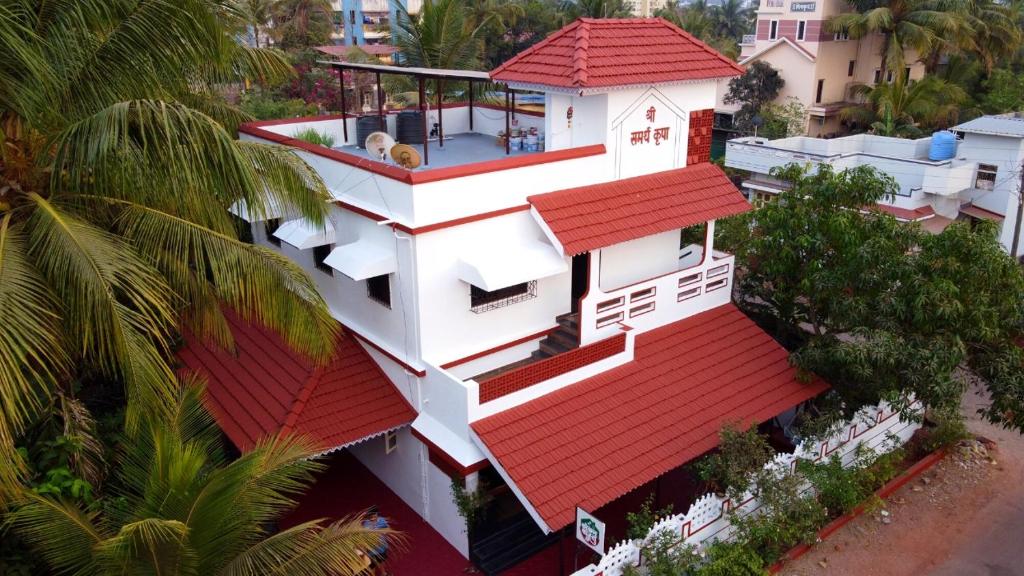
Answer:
[724,113,1024,252]
[182,18,828,574]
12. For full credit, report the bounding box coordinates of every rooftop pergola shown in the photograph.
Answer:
[320,60,524,166]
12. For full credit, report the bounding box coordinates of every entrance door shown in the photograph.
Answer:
[570,253,589,313]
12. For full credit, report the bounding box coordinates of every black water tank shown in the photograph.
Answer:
[355,115,382,149]
[396,110,424,144]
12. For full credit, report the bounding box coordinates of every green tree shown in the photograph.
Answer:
[484,0,562,69]
[237,0,277,47]
[7,379,397,576]
[0,0,338,498]
[394,0,490,71]
[723,61,785,133]
[711,0,753,41]
[759,98,806,139]
[828,0,958,81]
[559,0,634,19]
[271,0,334,50]
[979,69,1024,114]
[842,75,966,136]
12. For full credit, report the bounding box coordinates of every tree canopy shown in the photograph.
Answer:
[724,62,785,132]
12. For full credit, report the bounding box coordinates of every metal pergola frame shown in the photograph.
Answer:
[321,60,519,167]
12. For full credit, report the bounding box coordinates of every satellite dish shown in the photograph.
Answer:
[390,143,421,169]
[364,132,396,161]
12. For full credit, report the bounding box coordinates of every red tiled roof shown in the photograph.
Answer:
[870,203,935,221]
[471,304,828,531]
[178,314,415,452]
[491,18,743,89]
[529,163,751,255]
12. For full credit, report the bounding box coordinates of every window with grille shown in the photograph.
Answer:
[313,244,333,275]
[797,20,806,41]
[769,20,779,40]
[834,30,849,40]
[976,164,998,191]
[264,218,282,247]
[470,281,536,313]
[367,274,391,308]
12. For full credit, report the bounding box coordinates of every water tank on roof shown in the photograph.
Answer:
[356,115,383,149]
[928,131,957,161]
[396,111,424,144]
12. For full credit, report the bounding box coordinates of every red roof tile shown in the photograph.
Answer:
[491,18,743,89]
[870,203,935,221]
[179,314,415,452]
[529,163,751,255]
[471,304,828,531]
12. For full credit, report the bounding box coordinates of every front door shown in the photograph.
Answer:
[571,253,589,313]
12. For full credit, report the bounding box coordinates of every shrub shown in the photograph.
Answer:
[627,493,675,540]
[923,411,969,452]
[696,426,776,497]
[639,530,701,576]
[730,470,827,564]
[293,127,336,148]
[798,455,867,518]
[239,91,319,120]
[695,541,767,576]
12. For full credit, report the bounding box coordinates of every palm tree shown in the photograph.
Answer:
[842,75,966,136]
[559,0,634,20]
[0,1,338,498]
[828,0,959,82]
[270,0,334,49]
[238,0,277,47]
[393,0,491,71]
[7,379,398,576]
[712,0,753,40]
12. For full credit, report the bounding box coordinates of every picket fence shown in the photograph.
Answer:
[571,400,922,576]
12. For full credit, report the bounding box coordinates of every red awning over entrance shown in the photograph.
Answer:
[471,304,827,532]
[179,314,415,452]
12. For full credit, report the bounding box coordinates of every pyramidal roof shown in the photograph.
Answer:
[490,18,744,90]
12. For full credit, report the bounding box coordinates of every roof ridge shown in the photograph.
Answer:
[572,19,590,87]
[490,19,581,77]
[281,366,326,434]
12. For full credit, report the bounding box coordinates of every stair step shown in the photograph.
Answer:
[557,314,580,332]
[539,340,569,357]
[548,329,578,349]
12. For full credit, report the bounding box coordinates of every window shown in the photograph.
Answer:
[385,430,398,454]
[815,79,824,103]
[367,274,391,308]
[873,69,881,84]
[976,164,998,190]
[797,20,807,41]
[264,218,282,247]
[886,69,895,83]
[847,60,856,77]
[313,244,333,275]
[349,10,355,24]
[469,281,537,313]
[834,30,849,41]
[904,67,911,82]
[769,20,779,40]
[231,214,253,244]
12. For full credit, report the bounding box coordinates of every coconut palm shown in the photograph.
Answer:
[0,0,338,498]
[712,0,753,40]
[828,0,959,82]
[393,0,491,71]
[270,0,334,49]
[238,0,277,47]
[7,379,397,576]
[559,0,634,20]
[842,75,966,136]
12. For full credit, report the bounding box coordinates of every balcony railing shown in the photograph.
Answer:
[766,0,785,7]
[741,34,756,45]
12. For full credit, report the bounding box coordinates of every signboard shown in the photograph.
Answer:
[575,507,606,556]
[790,1,817,11]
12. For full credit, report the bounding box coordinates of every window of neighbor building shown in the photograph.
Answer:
[313,244,333,275]
[815,79,824,103]
[797,20,807,41]
[470,281,537,313]
[231,214,253,244]
[264,218,282,247]
[873,69,881,84]
[367,274,391,308]
[848,60,855,76]
[976,164,998,190]
[904,67,911,82]
[385,430,398,454]
[769,20,779,40]
[834,30,849,41]
[886,69,895,82]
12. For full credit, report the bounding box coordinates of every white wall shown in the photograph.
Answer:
[350,429,424,519]
[599,230,680,291]
[546,92,609,151]
[426,459,470,557]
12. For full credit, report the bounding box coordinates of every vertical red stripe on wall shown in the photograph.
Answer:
[687,109,714,166]
[756,19,770,40]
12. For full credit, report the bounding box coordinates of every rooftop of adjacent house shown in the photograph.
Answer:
[491,18,744,90]
[953,112,1024,138]
[471,303,829,532]
[729,132,958,163]
[178,313,415,452]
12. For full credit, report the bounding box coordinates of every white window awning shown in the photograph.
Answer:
[229,198,284,223]
[324,239,397,281]
[457,239,567,292]
[272,218,336,249]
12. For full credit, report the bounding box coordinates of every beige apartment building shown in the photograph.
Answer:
[716,0,925,136]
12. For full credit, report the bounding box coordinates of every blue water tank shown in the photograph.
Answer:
[928,131,957,161]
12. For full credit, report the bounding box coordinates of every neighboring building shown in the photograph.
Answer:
[724,112,1024,253]
[330,0,421,46]
[626,0,656,17]
[184,18,828,574]
[718,0,925,136]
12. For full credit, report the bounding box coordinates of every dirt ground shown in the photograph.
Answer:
[779,373,1024,576]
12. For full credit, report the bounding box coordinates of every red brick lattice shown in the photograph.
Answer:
[687,109,714,165]
[478,333,627,403]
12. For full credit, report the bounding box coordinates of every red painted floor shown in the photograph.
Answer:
[282,450,472,575]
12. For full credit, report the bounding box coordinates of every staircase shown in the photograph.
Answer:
[470,513,561,575]
[534,312,580,359]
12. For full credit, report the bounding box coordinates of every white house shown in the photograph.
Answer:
[182,18,828,574]
[725,114,1024,252]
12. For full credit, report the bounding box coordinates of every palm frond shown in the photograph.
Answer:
[5,491,104,576]
[94,517,194,575]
